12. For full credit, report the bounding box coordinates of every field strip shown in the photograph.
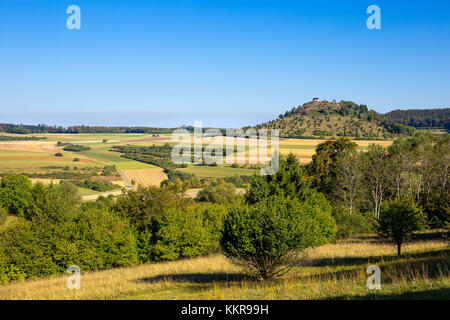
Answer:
[121,168,168,187]
[0,156,96,163]
[81,190,123,201]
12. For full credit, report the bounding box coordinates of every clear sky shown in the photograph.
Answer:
[0,0,449,128]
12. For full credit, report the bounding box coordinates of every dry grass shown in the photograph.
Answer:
[1,234,448,300]
[122,168,168,187]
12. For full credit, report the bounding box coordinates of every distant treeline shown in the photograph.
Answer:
[385,108,450,130]
[0,123,176,134]
[0,135,46,141]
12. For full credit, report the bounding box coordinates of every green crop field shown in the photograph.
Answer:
[177,165,258,178]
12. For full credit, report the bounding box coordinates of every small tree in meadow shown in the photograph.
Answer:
[376,199,427,256]
[220,195,336,280]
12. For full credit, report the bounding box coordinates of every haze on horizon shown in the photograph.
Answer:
[1,0,449,128]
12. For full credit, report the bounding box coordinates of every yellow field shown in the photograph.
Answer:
[122,168,168,187]
[0,234,447,300]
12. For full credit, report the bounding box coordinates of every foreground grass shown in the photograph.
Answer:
[0,234,448,300]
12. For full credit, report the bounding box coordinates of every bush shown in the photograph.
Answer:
[0,206,7,225]
[113,186,189,262]
[151,203,228,261]
[62,144,91,152]
[54,152,63,157]
[221,195,336,279]
[73,158,80,162]
[152,206,212,261]
[332,205,372,237]
[0,206,138,283]
[196,181,239,204]
[376,199,427,255]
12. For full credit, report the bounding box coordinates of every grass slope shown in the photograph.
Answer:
[1,233,448,300]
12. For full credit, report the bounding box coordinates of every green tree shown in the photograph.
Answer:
[331,149,364,215]
[245,153,311,204]
[307,137,357,193]
[362,144,390,218]
[221,195,336,279]
[197,181,239,204]
[152,206,211,260]
[376,199,427,255]
[0,175,33,216]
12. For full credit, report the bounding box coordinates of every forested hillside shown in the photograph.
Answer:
[252,100,415,139]
[385,108,450,130]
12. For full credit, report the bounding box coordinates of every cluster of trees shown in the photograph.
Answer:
[67,180,120,192]
[386,108,450,130]
[0,177,137,283]
[307,134,449,242]
[0,175,231,282]
[0,135,46,141]
[0,124,175,135]
[62,144,91,152]
[112,143,184,171]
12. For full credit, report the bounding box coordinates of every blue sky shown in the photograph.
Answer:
[0,0,449,128]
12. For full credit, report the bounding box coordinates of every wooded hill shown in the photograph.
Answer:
[385,108,450,130]
[251,100,416,139]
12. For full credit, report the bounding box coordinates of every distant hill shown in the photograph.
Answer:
[385,108,450,130]
[251,100,415,139]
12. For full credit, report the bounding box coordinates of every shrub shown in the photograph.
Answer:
[221,194,336,279]
[0,175,33,216]
[376,199,427,255]
[332,205,372,237]
[62,144,91,152]
[54,152,63,157]
[68,208,138,270]
[152,207,212,260]
[245,153,312,204]
[113,186,189,262]
[0,206,7,225]
[0,206,138,283]
[151,203,228,261]
[73,158,80,162]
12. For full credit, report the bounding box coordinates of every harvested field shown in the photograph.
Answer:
[122,168,168,187]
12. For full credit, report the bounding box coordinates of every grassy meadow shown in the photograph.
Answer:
[0,232,447,300]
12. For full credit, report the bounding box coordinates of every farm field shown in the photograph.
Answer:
[177,165,258,179]
[0,133,394,188]
[0,232,447,300]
